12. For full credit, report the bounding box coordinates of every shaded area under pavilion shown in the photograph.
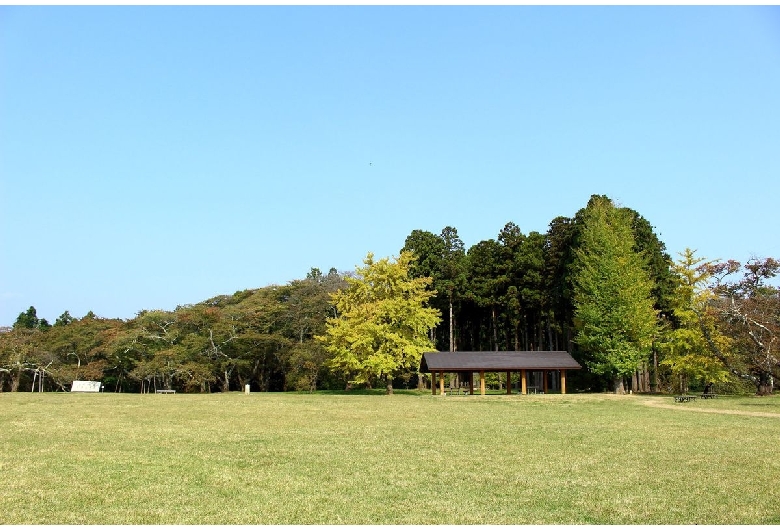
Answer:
[419,351,582,395]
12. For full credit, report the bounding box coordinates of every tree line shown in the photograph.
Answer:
[0,268,348,393]
[2,194,778,394]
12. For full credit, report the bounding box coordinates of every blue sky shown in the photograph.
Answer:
[2,6,779,326]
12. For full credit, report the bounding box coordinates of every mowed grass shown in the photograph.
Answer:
[2,391,780,524]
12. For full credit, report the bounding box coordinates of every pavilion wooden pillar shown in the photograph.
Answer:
[521,369,527,395]
[480,371,485,396]
[561,370,567,394]
[468,372,474,395]
[506,371,512,394]
[431,371,437,395]
[439,371,445,396]
[543,370,549,394]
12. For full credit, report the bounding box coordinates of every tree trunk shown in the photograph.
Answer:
[757,372,774,395]
[613,376,625,394]
[547,321,553,351]
[11,368,20,392]
[650,348,658,393]
[537,323,543,352]
[449,299,454,352]
[491,307,498,352]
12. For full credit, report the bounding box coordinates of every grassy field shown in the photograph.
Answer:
[1,390,779,524]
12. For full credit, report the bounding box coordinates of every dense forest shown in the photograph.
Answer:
[2,195,778,394]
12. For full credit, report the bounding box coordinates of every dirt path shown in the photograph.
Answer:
[642,399,780,418]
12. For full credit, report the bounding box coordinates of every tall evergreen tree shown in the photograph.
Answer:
[401,227,467,352]
[543,215,578,352]
[13,306,50,330]
[401,230,446,282]
[401,229,447,351]
[627,209,676,322]
[465,238,505,351]
[439,227,468,352]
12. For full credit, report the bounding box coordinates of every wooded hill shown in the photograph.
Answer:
[2,194,778,395]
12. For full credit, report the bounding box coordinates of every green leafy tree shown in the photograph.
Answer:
[572,197,658,393]
[230,288,292,392]
[103,321,142,392]
[176,304,241,392]
[44,315,119,389]
[279,269,346,391]
[0,328,45,391]
[125,310,182,392]
[319,251,441,394]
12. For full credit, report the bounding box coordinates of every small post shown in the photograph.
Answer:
[480,371,485,396]
[506,371,512,395]
[431,371,437,395]
[521,370,527,395]
[439,371,445,396]
[561,370,567,394]
[245,384,250,395]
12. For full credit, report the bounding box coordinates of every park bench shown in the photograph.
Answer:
[674,395,696,403]
[447,383,470,395]
[155,389,176,394]
[701,383,717,399]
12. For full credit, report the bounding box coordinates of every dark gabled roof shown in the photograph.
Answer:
[419,351,582,373]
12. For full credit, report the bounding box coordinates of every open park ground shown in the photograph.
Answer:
[1,390,779,524]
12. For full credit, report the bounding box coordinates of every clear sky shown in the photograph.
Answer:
[1,6,779,327]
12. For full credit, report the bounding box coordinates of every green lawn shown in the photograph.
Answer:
[1,391,779,524]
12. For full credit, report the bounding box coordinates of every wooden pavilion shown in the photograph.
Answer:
[419,351,582,396]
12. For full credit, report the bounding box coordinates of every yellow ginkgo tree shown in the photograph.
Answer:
[319,251,441,394]
[659,249,731,393]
